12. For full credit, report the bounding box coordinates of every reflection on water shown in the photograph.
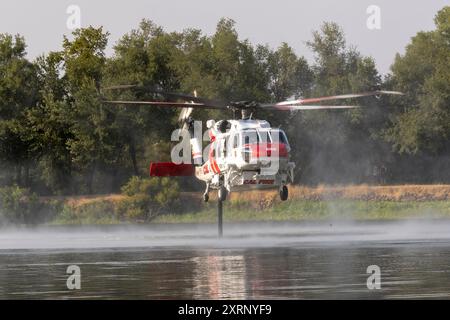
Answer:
[192,255,247,299]
[1,221,450,299]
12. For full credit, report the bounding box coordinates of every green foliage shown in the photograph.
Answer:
[283,21,385,184]
[0,185,59,225]
[385,6,450,155]
[0,34,38,119]
[268,43,313,100]
[57,200,118,225]
[121,176,150,196]
[119,176,180,221]
[0,34,39,188]
[62,27,109,90]
[154,200,450,223]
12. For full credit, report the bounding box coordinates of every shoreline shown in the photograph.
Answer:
[65,184,450,224]
[3,184,449,226]
[152,199,450,224]
[2,216,450,230]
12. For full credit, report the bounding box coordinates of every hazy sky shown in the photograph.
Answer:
[0,0,447,75]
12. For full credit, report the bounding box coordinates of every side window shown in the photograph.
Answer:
[279,131,289,145]
[270,130,289,145]
[258,130,270,143]
[242,130,258,145]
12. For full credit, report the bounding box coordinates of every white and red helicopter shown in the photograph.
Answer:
[105,87,402,202]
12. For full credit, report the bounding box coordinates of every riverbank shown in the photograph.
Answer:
[153,200,450,224]
[49,185,450,224]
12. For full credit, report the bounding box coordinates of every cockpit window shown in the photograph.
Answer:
[239,129,289,146]
[257,130,271,143]
[270,129,289,145]
[241,129,258,145]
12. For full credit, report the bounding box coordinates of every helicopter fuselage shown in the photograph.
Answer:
[195,119,295,195]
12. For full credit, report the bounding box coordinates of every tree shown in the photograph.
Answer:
[104,20,181,177]
[267,43,313,101]
[288,22,385,184]
[386,6,450,156]
[62,27,108,91]
[62,27,124,193]
[0,34,38,187]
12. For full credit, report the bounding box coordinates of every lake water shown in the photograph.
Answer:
[1,220,450,299]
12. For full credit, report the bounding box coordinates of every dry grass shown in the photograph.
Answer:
[229,184,450,203]
[45,185,450,224]
[61,194,126,207]
[50,184,450,209]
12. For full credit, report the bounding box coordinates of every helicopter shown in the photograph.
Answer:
[104,86,403,203]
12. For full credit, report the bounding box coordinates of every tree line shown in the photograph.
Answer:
[0,6,449,196]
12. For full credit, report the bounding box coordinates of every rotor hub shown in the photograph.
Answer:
[229,101,259,119]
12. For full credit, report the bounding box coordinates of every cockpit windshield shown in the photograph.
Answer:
[239,129,289,146]
[270,129,289,145]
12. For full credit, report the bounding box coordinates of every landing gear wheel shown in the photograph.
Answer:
[203,193,209,203]
[218,186,228,202]
[279,185,288,201]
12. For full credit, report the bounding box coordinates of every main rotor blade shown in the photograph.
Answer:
[102,85,229,108]
[103,100,225,109]
[261,90,404,109]
[178,90,197,128]
[265,105,362,111]
[178,107,194,123]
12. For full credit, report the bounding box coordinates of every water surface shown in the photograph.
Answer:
[1,221,450,299]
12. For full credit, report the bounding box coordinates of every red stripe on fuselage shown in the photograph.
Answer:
[243,143,289,158]
[208,141,220,174]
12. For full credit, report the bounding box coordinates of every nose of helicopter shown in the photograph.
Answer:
[245,143,289,159]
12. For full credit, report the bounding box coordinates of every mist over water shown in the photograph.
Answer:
[1,220,450,250]
[1,220,450,299]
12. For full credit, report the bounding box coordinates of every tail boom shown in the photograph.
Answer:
[149,162,195,177]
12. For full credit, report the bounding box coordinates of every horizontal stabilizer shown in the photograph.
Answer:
[149,162,195,177]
